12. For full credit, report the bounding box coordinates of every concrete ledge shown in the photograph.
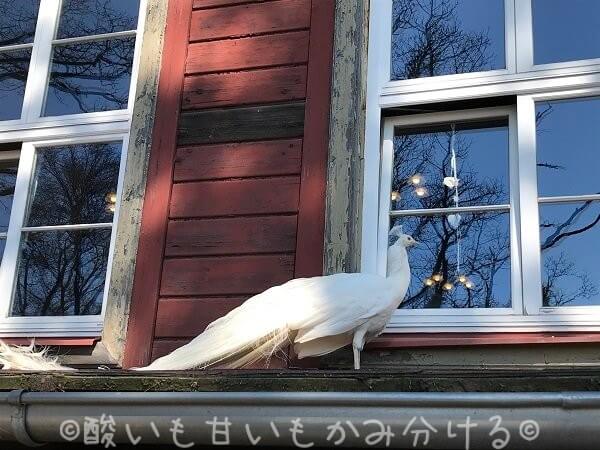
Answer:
[1,366,600,392]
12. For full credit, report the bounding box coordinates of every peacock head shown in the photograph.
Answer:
[389,225,418,248]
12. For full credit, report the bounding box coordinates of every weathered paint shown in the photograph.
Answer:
[323,0,370,275]
[101,0,169,365]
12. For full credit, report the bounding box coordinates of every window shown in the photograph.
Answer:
[0,0,145,336]
[364,0,600,332]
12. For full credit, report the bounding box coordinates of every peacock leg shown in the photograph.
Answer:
[353,345,361,370]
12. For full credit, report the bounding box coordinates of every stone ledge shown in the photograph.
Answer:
[1,366,600,392]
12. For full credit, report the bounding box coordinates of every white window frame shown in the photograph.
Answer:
[364,0,600,333]
[0,0,147,336]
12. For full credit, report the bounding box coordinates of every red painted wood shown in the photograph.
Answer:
[155,297,247,337]
[151,338,288,368]
[368,333,600,349]
[170,176,300,218]
[294,0,336,278]
[190,0,310,42]
[160,254,295,296]
[174,139,302,181]
[186,31,309,74]
[166,215,298,256]
[123,0,194,368]
[193,0,267,9]
[1,338,98,346]
[182,66,307,109]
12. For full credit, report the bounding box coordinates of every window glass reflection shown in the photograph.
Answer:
[391,0,505,80]
[540,202,600,306]
[0,158,18,232]
[536,98,600,198]
[44,37,135,116]
[392,211,511,309]
[57,0,140,39]
[26,142,121,227]
[0,49,32,120]
[0,0,40,46]
[392,121,509,211]
[11,229,111,316]
[533,0,600,65]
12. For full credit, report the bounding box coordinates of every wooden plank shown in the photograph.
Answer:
[170,176,300,218]
[193,0,267,9]
[294,0,336,277]
[165,215,298,256]
[160,254,295,296]
[123,0,194,369]
[155,297,247,337]
[186,31,309,74]
[178,102,305,146]
[182,66,307,109]
[174,139,302,181]
[190,0,310,42]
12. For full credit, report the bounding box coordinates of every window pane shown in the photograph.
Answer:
[11,228,111,316]
[533,0,600,65]
[57,0,140,39]
[0,238,5,262]
[0,48,32,120]
[392,211,511,309]
[0,158,18,232]
[391,0,505,80]
[540,202,600,306]
[536,98,600,198]
[0,0,39,46]
[43,37,135,116]
[26,142,121,227]
[391,121,509,211]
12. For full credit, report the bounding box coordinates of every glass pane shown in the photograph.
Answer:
[0,48,32,120]
[44,37,135,116]
[0,158,18,232]
[391,0,505,80]
[0,0,39,45]
[26,142,121,227]
[0,238,5,262]
[57,0,140,39]
[391,120,509,211]
[536,98,600,198]
[11,229,111,316]
[540,202,600,307]
[533,0,600,65]
[392,211,511,309]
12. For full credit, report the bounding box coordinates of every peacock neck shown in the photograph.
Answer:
[386,242,411,306]
[387,242,409,277]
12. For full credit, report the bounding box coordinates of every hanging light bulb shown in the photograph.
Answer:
[442,282,454,291]
[424,278,434,287]
[391,191,400,201]
[432,273,443,282]
[464,280,474,289]
[409,174,423,185]
[414,186,428,197]
[457,275,468,284]
[105,191,117,214]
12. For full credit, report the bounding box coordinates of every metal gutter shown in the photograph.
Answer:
[1,390,600,448]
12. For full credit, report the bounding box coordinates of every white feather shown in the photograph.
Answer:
[0,341,73,371]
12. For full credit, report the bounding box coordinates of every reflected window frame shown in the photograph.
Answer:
[0,134,127,335]
[376,107,524,326]
[0,0,146,336]
[366,89,600,333]
[0,0,146,129]
[371,0,600,100]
